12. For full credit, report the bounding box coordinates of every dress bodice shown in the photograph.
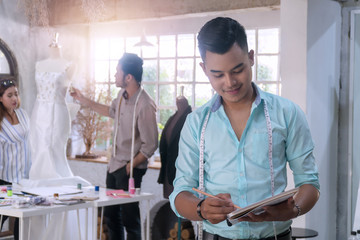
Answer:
[35,71,69,102]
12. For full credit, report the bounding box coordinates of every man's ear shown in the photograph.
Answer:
[248,50,255,66]
[125,73,133,82]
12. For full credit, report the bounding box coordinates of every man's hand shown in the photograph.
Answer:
[126,163,130,175]
[237,197,298,222]
[70,87,84,103]
[200,193,237,224]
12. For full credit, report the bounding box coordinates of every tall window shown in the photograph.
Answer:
[90,28,280,149]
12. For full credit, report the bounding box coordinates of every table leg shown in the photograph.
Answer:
[77,210,81,240]
[19,217,24,240]
[28,217,31,240]
[99,207,104,240]
[146,200,150,240]
[85,208,88,240]
[92,207,98,240]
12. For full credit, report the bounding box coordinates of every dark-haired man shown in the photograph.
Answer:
[71,53,158,240]
[169,17,320,240]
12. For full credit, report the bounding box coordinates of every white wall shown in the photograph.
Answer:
[280,0,308,112]
[306,1,341,240]
[0,1,36,114]
[281,1,341,239]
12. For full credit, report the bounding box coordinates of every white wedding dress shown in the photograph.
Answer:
[20,60,93,240]
[29,63,74,179]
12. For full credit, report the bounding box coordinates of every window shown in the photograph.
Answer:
[90,27,280,150]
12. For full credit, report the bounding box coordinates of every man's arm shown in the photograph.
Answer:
[174,191,236,224]
[70,87,110,117]
[125,152,147,175]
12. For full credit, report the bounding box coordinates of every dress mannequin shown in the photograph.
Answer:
[29,35,75,179]
[158,94,192,198]
[21,34,92,240]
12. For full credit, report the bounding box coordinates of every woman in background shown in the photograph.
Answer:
[0,78,31,240]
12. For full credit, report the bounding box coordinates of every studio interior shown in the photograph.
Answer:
[0,0,359,240]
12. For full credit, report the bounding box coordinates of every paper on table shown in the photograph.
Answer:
[227,188,298,225]
[21,186,83,197]
[106,189,131,198]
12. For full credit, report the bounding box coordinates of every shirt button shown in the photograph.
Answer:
[239,172,244,177]
[239,148,242,152]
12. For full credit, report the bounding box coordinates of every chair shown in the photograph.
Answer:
[291,227,318,239]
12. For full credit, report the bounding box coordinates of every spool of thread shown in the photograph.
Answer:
[77,183,82,190]
[128,178,135,195]
[6,186,12,197]
[95,186,99,192]
[54,193,59,199]
[135,188,140,195]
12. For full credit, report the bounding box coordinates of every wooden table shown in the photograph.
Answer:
[292,227,318,239]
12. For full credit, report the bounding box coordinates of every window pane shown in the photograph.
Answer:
[177,84,193,105]
[0,51,10,73]
[159,59,175,82]
[160,109,175,126]
[246,29,256,52]
[142,36,158,58]
[195,34,200,57]
[195,58,207,82]
[159,35,176,58]
[95,61,109,83]
[110,85,120,99]
[195,84,212,107]
[159,84,175,106]
[94,39,109,60]
[126,37,141,56]
[109,60,118,82]
[109,38,125,60]
[257,83,278,95]
[143,60,157,82]
[177,58,193,82]
[257,56,278,81]
[178,34,194,57]
[143,84,157,102]
[258,28,279,54]
[252,58,256,81]
[95,84,111,104]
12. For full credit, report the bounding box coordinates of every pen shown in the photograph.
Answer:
[192,187,241,209]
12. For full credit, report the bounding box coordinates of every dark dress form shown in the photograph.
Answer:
[158,97,192,198]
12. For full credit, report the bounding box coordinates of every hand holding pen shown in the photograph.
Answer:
[192,187,239,224]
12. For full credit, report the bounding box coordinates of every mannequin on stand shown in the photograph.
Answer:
[158,87,192,198]
[29,33,75,179]
[21,33,91,240]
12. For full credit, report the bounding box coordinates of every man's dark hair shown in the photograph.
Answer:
[197,17,248,60]
[118,53,143,83]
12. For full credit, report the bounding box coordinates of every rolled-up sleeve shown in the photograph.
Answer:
[108,98,117,119]
[137,103,158,158]
[286,104,320,191]
[169,113,201,217]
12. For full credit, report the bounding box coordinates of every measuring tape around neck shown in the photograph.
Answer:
[112,88,144,178]
[196,100,275,239]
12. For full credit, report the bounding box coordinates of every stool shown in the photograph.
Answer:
[291,227,318,239]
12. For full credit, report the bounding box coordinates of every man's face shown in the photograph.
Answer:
[114,63,127,88]
[200,43,254,106]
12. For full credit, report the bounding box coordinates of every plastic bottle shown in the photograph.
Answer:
[349,231,357,240]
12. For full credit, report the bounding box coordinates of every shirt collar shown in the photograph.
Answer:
[211,82,264,112]
[122,87,142,103]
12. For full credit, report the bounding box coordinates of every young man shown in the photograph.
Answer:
[71,53,158,240]
[169,17,320,240]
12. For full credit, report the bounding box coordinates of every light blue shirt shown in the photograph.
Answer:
[169,84,320,239]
